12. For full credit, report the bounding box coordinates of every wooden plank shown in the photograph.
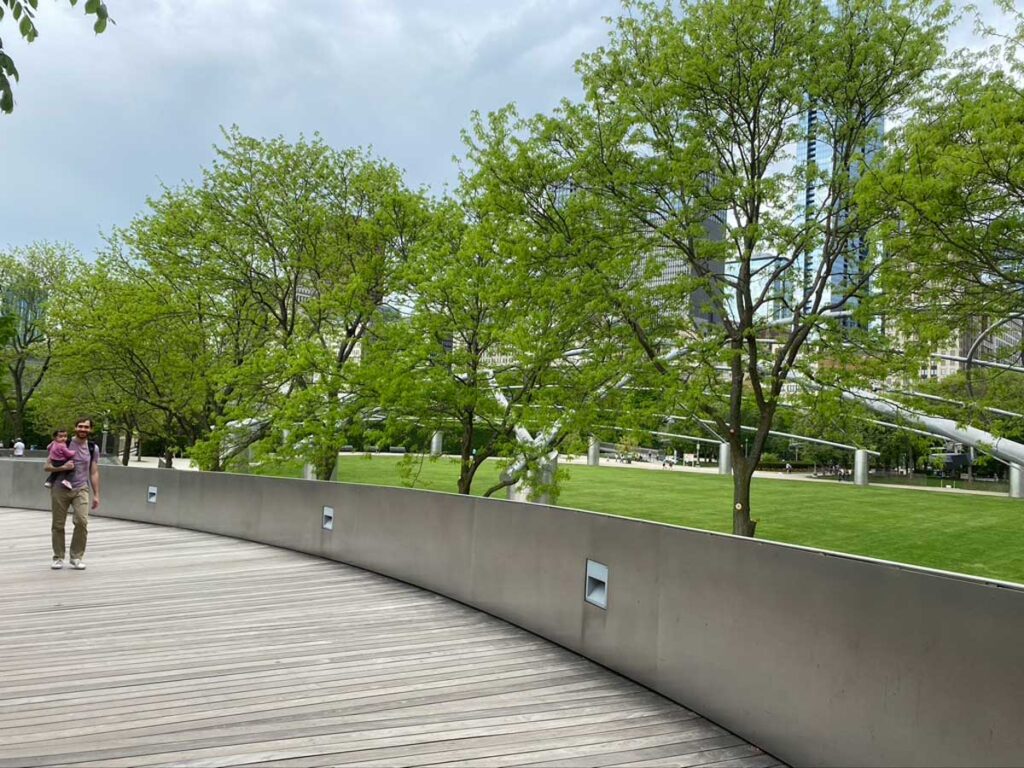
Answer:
[0,507,781,768]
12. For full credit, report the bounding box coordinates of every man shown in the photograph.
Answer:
[44,418,101,571]
[13,437,25,457]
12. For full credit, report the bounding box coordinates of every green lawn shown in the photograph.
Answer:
[244,454,1024,585]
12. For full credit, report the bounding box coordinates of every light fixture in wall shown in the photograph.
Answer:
[585,559,608,609]
[322,505,334,531]
[147,486,158,504]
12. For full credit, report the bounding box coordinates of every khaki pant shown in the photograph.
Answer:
[51,486,90,560]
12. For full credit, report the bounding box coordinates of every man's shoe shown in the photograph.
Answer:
[51,558,63,570]
[69,559,86,571]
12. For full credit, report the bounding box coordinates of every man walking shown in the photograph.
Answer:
[45,418,101,571]
[13,437,25,457]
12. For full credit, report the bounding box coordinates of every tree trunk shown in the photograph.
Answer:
[10,410,24,444]
[457,419,475,494]
[316,449,336,481]
[163,448,174,469]
[458,465,474,495]
[120,431,132,466]
[732,464,757,537]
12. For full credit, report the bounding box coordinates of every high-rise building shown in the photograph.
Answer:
[920,316,1024,380]
[786,105,883,329]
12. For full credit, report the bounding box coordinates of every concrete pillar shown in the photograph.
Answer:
[587,435,600,466]
[303,463,315,481]
[430,430,443,457]
[854,449,869,486]
[101,428,109,455]
[718,443,732,475]
[1010,464,1024,499]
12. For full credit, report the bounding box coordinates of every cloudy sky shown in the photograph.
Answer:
[0,0,1007,258]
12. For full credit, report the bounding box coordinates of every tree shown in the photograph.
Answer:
[370,192,620,496]
[138,128,427,478]
[470,0,951,535]
[869,15,1024,379]
[0,242,79,443]
[36,249,240,468]
[0,0,112,113]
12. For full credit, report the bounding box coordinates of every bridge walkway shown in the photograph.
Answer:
[0,507,780,767]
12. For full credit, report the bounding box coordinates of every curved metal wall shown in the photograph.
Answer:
[2,459,1023,767]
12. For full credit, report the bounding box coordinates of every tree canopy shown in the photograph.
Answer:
[466,0,952,534]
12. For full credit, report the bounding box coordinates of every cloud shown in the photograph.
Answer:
[0,0,621,257]
[0,0,1008,259]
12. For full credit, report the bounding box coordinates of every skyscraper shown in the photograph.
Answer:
[791,103,883,329]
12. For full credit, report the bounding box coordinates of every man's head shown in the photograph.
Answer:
[74,418,93,440]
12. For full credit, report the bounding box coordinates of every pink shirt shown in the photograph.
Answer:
[48,441,76,463]
[69,438,94,490]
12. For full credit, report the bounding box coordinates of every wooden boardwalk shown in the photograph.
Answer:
[0,507,781,768]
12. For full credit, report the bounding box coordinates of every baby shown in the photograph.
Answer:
[44,429,75,490]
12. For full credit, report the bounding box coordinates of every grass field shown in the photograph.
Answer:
[244,454,1024,585]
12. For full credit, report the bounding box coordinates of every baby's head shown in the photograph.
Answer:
[54,429,68,444]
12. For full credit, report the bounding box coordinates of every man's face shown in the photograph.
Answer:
[75,422,92,439]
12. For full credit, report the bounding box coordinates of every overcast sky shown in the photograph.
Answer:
[0,0,1007,259]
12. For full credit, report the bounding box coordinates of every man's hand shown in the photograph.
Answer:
[44,460,74,473]
[92,495,100,510]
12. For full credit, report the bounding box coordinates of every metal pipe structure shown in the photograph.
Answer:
[594,425,722,446]
[961,313,1024,399]
[847,389,1024,467]
[888,390,1024,420]
[697,420,880,456]
[857,417,949,444]
[932,354,1024,375]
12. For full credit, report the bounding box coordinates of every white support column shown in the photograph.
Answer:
[507,453,558,504]
[718,443,732,475]
[430,430,443,457]
[303,463,315,481]
[1010,464,1024,499]
[587,435,600,467]
[854,449,869,486]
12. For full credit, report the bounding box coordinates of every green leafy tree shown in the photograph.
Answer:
[0,0,112,113]
[370,194,621,496]
[0,242,79,443]
[469,0,951,535]
[869,10,1024,382]
[36,248,244,468]
[146,128,427,478]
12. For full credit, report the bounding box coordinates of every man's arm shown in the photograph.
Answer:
[90,458,100,510]
[43,459,74,473]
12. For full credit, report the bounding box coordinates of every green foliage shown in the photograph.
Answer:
[870,63,1024,352]
[35,247,228,465]
[47,127,428,477]
[466,0,952,533]
[367,175,630,494]
[0,242,80,443]
[0,0,112,113]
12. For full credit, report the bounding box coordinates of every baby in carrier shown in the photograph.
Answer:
[44,429,75,490]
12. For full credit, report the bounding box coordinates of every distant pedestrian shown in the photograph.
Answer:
[13,438,25,457]
[45,417,101,571]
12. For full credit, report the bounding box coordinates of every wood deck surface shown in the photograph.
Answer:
[0,507,781,768]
